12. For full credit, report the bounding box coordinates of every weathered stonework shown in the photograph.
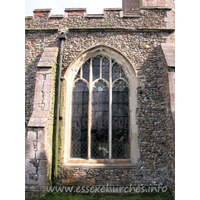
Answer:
[25,0,175,198]
[25,8,169,29]
[59,166,162,186]
[25,47,58,197]
[123,0,141,16]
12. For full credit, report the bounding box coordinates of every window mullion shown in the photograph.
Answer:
[109,58,112,161]
[88,58,93,160]
[100,57,102,78]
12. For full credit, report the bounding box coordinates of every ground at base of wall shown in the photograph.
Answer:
[26,190,173,200]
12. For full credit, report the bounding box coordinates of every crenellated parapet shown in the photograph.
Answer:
[25,6,174,30]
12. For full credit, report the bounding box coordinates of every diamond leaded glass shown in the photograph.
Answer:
[112,80,130,159]
[93,58,100,81]
[112,63,120,81]
[83,63,89,82]
[71,81,88,158]
[91,81,109,159]
[102,57,109,82]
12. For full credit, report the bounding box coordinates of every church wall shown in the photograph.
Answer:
[25,0,175,197]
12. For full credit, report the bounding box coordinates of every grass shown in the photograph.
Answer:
[27,190,173,200]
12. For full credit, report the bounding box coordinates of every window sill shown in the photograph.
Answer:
[64,159,138,168]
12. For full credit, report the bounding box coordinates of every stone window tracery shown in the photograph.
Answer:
[71,55,130,160]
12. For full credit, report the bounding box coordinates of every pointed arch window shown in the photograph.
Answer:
[71,55,130,160]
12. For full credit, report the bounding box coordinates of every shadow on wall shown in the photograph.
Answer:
[25,31,60,124]
[136,45,175,189]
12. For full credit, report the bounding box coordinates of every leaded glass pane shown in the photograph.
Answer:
[112,80,130,159]
[83,63,89,82]
[112,63,128,83]
[91,81,109,159]
[102,57,109,82]
[112,63,120,81]
[93,58,100,81]
[71,81,88,158]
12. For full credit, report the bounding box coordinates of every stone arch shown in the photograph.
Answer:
[65,44,138,82]
[63,44,140,164]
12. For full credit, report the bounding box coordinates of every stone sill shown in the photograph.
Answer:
[63,163,138,168]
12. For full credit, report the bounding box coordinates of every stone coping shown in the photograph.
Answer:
[25,27,175,33]
[85,14,104,18]
[25,27,174,34]
[25,16,33,20]
[25,28,58,33]
[37,47,58,67]
[161,43,175,67]
[49,15,64,18]
[28,111,48,127]
[33,8,52,12]
[103,8,122,11]
[140,6,172,10]
[64,8,86,12]
[68,27,175,32]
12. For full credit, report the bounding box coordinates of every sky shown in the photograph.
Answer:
[25,0,122,16]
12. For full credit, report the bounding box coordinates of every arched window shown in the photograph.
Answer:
[64,45,140,164]
[71,55,130,159]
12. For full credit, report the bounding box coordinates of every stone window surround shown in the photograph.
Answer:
[63,45,141,166]
[71,55,129,160]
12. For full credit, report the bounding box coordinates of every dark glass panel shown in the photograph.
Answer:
[91,81,109,159]
[93,58,100,81]
[71,81,88,158]
[112,63,120,81]
[102,57,109,82]
[112,80,130,159]
[83,63,89,82]
[112,63,128,83]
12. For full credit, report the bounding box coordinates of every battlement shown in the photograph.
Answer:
[26,6,172,20]
[25,5,174,30]
[26,0,175,20]
[28,8,124,19]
